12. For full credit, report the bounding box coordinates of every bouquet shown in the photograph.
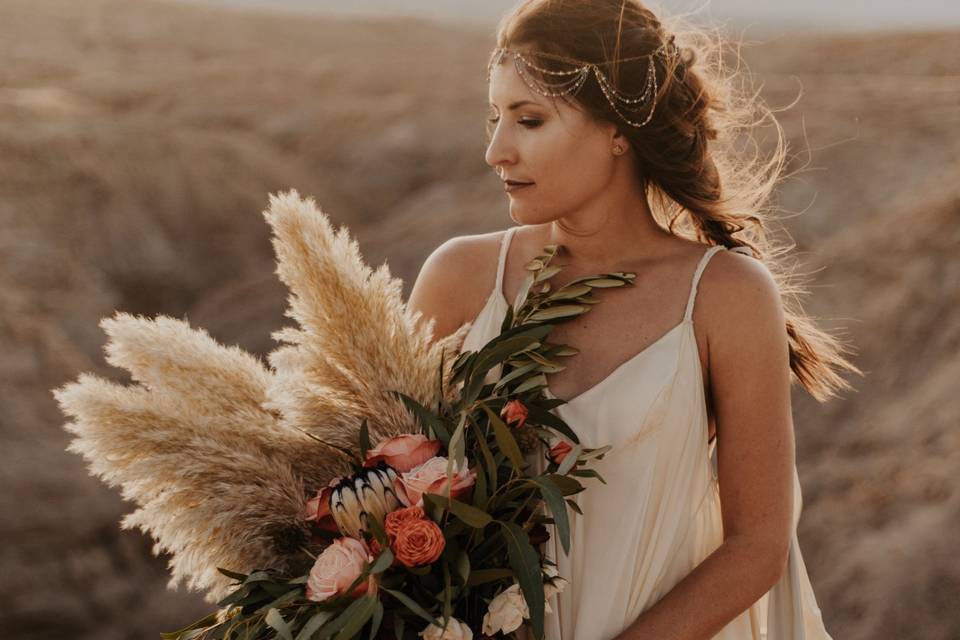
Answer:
[54,190,635,639]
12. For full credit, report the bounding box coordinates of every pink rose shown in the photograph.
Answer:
[306,536,377,602]
[500,399,528,429]
[303,476,343,532]
[549,440,573,466]
[364,434,442,473]
[393,456,477,508]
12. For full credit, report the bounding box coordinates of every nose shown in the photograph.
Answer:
[484,120,515,177]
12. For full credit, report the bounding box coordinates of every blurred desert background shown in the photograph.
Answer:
[1,0,958,638]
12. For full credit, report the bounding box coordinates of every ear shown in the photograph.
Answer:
[611,128,631,152]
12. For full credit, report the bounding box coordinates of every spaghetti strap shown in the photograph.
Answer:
[683,245,726,322]
[494,227,518,297]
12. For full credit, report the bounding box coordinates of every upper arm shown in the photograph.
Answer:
[700,252,795,579]
[407,236,485,346]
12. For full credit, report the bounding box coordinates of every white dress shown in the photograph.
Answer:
[459,226,833,640]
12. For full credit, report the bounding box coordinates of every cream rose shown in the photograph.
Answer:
[393,456,477,508]
[305,537,376,602]
[481,583,529,636]
[418,617,473,640]
[542,564,568,614]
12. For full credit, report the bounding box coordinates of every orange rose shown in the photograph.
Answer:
[363,434,442,473]
[500,399,528,428]
[549,440,573,466]
[392,517,446,567]
[384,505,426,539]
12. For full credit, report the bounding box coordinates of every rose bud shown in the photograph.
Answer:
[500,399,528,429]
[549,440,574,466]
[528,522,551,546]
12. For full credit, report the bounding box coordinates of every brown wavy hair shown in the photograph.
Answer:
[486,0,861,402]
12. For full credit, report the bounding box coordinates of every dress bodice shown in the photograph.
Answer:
[458,226,833,639]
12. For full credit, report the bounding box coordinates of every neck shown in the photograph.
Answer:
[543,197,670,271]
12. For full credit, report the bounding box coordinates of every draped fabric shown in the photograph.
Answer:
[459,227,832,639]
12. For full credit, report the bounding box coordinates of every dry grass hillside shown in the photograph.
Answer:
[1,0,957,638]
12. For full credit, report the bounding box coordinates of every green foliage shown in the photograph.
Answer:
[162,241,634,640]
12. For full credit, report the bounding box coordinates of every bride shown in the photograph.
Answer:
[409,1,858,638]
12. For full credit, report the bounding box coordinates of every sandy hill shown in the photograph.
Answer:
[1,0,957,638]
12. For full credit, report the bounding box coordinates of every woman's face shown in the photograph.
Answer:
[485,57,621,225]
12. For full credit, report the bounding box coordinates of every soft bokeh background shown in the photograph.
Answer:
[2,0,958,638]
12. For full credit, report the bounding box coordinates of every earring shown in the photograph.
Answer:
[613,145,625,155]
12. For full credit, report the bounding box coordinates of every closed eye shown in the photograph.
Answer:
[486,116,543,129]
[485,116,542,144]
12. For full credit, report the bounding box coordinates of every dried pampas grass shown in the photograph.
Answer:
[53,189,471,601]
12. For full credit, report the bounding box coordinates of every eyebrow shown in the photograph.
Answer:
[488,100,542,111]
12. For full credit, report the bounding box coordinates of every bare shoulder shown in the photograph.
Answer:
[407,229,507,342]
[695,249,787,362]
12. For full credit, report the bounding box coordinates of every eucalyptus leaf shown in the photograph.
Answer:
[571,468,608,484]
[547,283,593,300]
[216,568,249,582]
[331,596,378,640]
[478,401,524,471]
[389,391,450,445]
[446,496,493,528]
[556,444,582,476]
[368,599,384,640]
[318,596,372,639]
[368,547,394,575]
[465,567,514,586]
[533,264,563,283]
[497,521,545,640]
[527,305,590,322]
[295,611,336,640]
[584,277,631,287]
[529,476,570,554]
[381,588,439,626]
[545,473,584,496]
[513,373,548,395]
[468,417,499,495]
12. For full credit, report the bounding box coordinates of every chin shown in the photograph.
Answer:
[508,205,553,227]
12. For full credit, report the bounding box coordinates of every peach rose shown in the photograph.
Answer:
[549,440,573,466]
[305,537,377,602]
[393,517,446,567]
[500,399,528,429]
[394,456,477,508]
[364,434,442,473]
[304,476,344,532]
[385,505,426,539]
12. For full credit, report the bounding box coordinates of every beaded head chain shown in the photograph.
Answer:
[487,41,676,128]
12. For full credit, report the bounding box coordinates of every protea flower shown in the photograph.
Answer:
[330,464,402,539]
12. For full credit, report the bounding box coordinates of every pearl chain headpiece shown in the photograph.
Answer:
[488,41,677,128]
